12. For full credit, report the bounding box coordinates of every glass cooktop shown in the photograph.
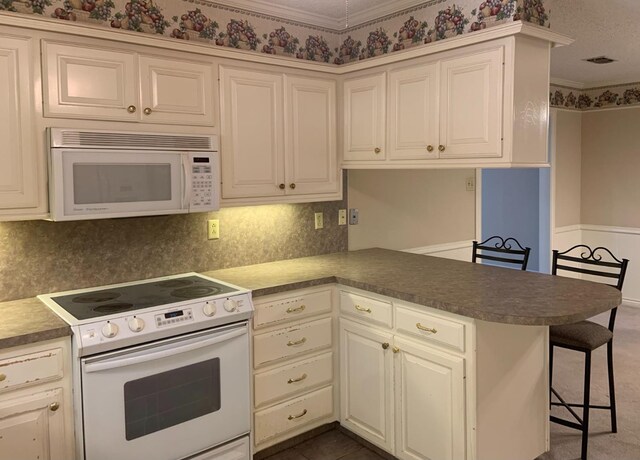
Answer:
[51,275,239,320]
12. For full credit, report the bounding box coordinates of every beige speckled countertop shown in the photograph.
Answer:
[204,248,622,326]
[0,298,70,350]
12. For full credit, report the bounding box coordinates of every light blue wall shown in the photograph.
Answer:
[481,169,548,272]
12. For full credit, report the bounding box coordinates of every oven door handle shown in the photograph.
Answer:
[83,327,247,373]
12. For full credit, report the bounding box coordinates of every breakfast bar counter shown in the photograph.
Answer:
[204,247,622,326]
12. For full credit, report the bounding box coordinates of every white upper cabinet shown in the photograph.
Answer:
[388,64,439,160]
[0,34,43,218]
[342,36,553,168]
[139,55,214,126]
[285,75,338,195]
[220,65,339,204]
[439,47,503,158]
[43,41,214,126]
[220,66,284,199]
[343,73,386,161]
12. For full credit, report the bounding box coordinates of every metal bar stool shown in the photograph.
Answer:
[472,235,531,270]
[549,244,629,460]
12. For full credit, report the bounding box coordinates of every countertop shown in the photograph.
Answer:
[204,248,622,326]
[0,297,70,350]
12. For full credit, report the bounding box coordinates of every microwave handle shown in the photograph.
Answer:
[83,327,246,373]
[181,155,191,210]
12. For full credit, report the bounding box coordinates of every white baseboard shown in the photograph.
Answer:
[622,298,640,309]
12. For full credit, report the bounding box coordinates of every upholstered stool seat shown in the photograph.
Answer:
[550,321,614,350]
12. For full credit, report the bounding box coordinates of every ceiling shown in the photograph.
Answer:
[218,0,640,87]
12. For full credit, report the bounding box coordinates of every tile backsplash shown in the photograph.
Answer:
[0,196,347,302]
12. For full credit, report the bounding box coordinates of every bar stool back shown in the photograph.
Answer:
[472,235,531,270]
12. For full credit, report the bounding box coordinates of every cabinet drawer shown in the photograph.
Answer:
[254,288,332,329]
[340,291,392,328]
[0,347,64,393]
[254,385,333,445]
[395,305,466,352]
[254,352,333,408]
[253,317,332,368]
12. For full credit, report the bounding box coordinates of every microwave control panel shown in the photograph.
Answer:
[190,153,219,211]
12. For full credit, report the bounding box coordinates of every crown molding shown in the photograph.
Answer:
[342,0,435,30]
[582,78,640,90]
[550,78,585,89]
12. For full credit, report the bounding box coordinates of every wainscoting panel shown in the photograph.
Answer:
[403,240,474,262]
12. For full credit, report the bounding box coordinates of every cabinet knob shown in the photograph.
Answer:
[143,107,152,115]
[0,373,5,382]
[382,342,389,350]
[374,147,381,154]
[392,346,400,354]
[289,183,296,190]
[279,183,285,190]
[426,145,434,152]
[127,105,137,113]
[49,402,60,412]
[438,145,446,152]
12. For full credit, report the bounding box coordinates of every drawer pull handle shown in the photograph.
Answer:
[355,305,371,313]
[49,402,60,412]
[286,305,306,314]
[416,323,438,334]
[287,373,308,384]
[0,373,5,382]
[287,337,307,346]
[288,409,308,420]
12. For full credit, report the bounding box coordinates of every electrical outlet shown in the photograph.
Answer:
[338,209,347,226]
[466,176,476,192]
[207,219,220,240]
[314,212,324,229]
[349,208,359,225]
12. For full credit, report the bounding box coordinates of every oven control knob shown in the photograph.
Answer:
[128,317,145,333]
[203,301,217,317]
[223,299,238,312]
[101,322,119,338]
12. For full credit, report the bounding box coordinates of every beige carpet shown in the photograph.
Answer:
[538,305,640,460]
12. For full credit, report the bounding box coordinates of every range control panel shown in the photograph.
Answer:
[76,292,252,356]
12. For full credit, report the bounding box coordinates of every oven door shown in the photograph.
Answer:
[49,148,189,221]
[80,323,250,460]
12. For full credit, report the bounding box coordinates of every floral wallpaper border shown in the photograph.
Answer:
[550,82,640,111]
[0,0,550,65]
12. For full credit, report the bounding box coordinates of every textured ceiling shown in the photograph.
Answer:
[548,0,640,86]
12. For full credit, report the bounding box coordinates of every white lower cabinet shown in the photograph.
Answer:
[0,338,74,460]
[339,318,394,452]
[252,287,337,452]
[394,337,465,460]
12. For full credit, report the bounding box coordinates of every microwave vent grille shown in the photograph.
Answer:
[57,130,214,150]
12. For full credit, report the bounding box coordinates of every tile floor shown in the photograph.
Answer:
[264,429,386,460]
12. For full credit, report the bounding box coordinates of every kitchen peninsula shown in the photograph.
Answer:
[205,248,621,460]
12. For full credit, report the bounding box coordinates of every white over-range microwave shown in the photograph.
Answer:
[48,128,220,221]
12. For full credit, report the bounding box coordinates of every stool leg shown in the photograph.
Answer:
[549,344,554,406]
[581,351,592,460]
[607,340,618,433]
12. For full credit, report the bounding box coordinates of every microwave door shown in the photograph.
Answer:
[51,150,187,221]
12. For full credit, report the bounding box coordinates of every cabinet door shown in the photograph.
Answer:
[285,76,338,195]
[343,73,386,161]
[394,337,465,460]
[340,319,393,452]
[139,55,214,126]
[220,66,285,199]
[0,35,40,213]
[439,47,503,158]
[388,64,439,160]
[43,41,138,121]
[0,388,68,460]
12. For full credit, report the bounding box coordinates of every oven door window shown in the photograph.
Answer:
[124,358,221,440]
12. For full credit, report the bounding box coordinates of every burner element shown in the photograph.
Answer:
[72,292,121,303]
[156,279,194,288]
[171,286,221,299]
[94,303,134,314]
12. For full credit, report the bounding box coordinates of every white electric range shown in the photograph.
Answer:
[38,273,253,460]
